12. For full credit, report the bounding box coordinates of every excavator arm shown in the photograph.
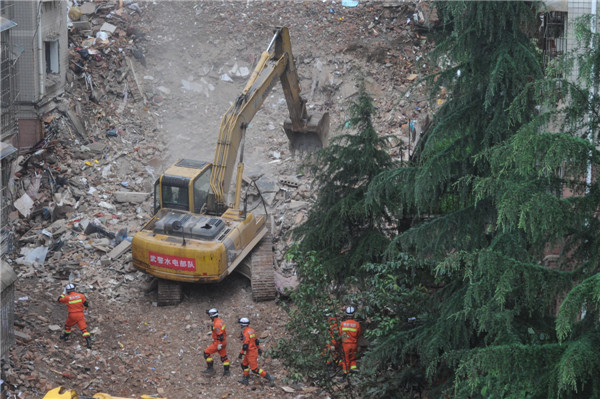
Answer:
[208,27,329,213]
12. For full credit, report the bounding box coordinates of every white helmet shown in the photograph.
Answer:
[345,306,355,317]
[239,317,250,327]
[207,308,218,318]
[65,283,75,293]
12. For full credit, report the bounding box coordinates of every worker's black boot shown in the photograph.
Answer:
[60,333,69,342]
[85,336,92,349]
[222,365,230,376]
[238,375,249,385]
[265,373,275,387]
[203,363,215,375]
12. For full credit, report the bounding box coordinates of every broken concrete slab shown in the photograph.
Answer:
[108,239,131,260]
[79,2,97,15]
[113,191,150,204]
[86,142,108,155]
[20,246,49,266]
[99,22,117,34]
[71,19,92,31]
[14,330,32,342]
[13,193,34,218]
[62,108,87,140]
[274,270,299,297]
[287,200,308,211]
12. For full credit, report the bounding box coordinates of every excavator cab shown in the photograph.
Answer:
[153,159,212,215]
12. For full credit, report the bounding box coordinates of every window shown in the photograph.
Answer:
[154,179,160,214]
[161,184,189,211]
[540,12,567,71]
[44,40,58,74]
[193,167,212,213]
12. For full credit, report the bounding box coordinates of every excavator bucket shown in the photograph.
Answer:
[284,111,329,156]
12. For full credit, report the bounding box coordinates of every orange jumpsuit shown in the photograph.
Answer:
[240,326,268,378]
[204,317,229,368]
[58,291,90,338]
[339,318,362,374]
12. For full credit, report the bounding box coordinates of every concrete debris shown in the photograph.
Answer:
[108,240,132,260]
[113,191,150,204]
[13,193,34,218]
[274,270,299,297]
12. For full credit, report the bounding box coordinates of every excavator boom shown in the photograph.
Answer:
[209,27,329,211]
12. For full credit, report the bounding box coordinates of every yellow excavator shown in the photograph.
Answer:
[131,27,329,305]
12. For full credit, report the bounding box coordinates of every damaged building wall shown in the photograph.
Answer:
[0,260,17,358]
[10,0,68,149]
[1,2,19,144]
[1,2,19,257]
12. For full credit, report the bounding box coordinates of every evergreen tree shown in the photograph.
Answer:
[273,81,395,396]
[468,14,600,398]
[278,3,600,398]
[360,1,567,397]
[293,79,396,280]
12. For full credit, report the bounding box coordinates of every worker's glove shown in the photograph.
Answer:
[84,309,88,315]
[238,353,244,360]
[217,344,222,350]
[258,349,263,356]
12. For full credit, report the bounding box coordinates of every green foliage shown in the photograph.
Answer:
[369,0,544,226]
[361,1,585,398]
[452,343,563,398]
[275,81,397,397]
[270,248,332,370]
[277,5,600,399]
[440,13,600,399]
[271,247,353,395]
[348,258,436,397]
[293,79,396,280]
[556,273,600,341]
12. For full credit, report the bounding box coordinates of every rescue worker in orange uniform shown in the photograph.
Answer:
[237,317,275,387]
[203,308,230,376]
[57,283,92,349]
[339,306,362,375]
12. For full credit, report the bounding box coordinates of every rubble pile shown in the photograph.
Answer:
[2,1,439,397]
[7,1,158,306]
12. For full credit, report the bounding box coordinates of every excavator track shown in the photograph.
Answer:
[250,233,276,302]
[157,279,183,306]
